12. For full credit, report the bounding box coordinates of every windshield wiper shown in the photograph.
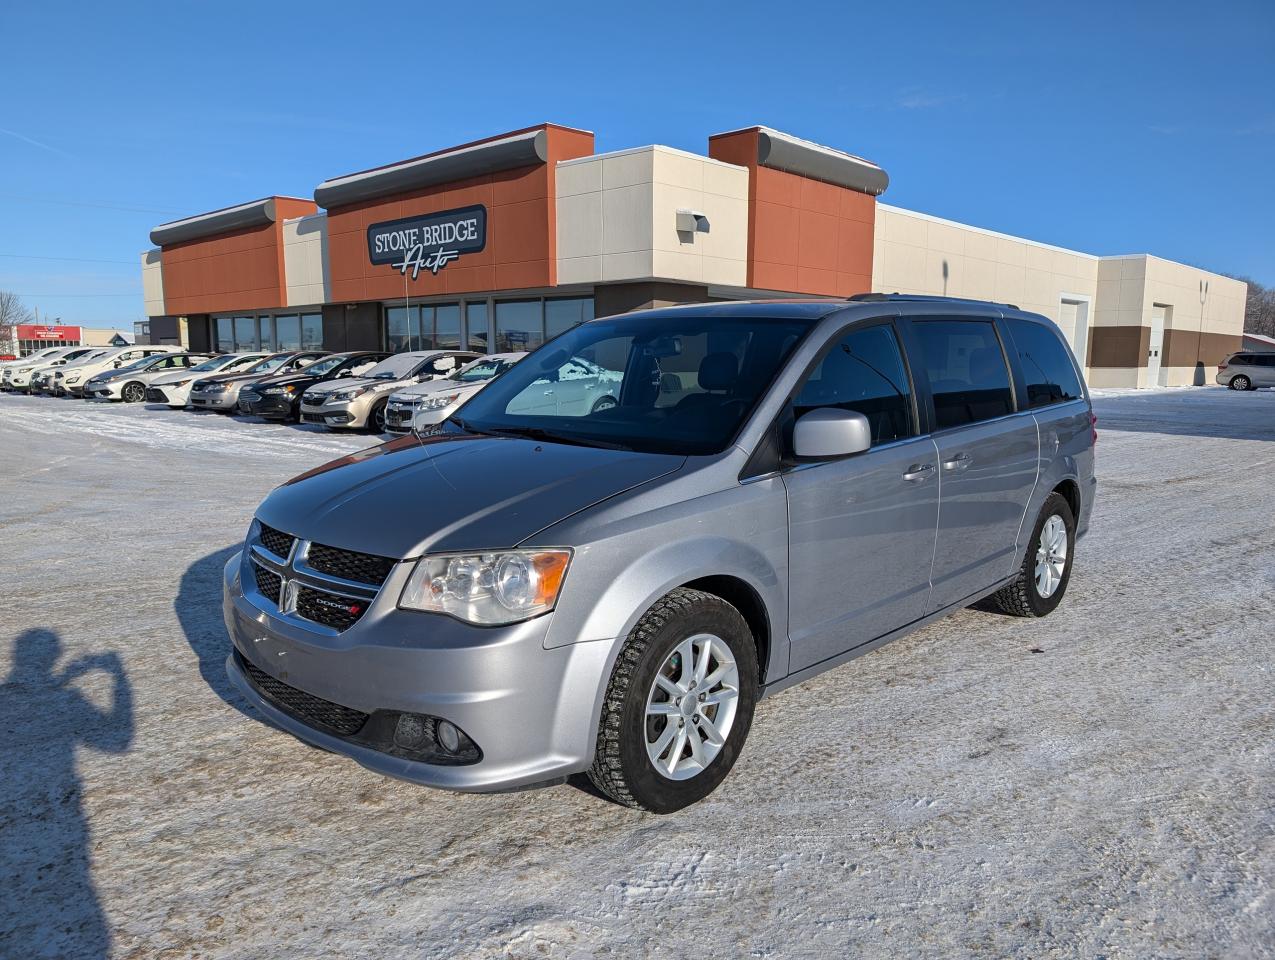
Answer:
[479,425,633,451]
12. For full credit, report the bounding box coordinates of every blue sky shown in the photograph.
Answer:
[0,0,1271,328]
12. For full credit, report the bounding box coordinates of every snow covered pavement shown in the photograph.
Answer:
[1,389,1272,959]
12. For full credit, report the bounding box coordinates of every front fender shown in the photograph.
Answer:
[538,475,790,682]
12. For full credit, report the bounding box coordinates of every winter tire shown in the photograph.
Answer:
[588,587,758,813]
[983,491,1076,618]
[590,395,618,414]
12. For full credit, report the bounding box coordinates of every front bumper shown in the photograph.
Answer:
[243,393,297,418]
[190,388,239,410]
[299,397,360,428]
[383,400,420,434]
[148,382,194,406]
[84,382,123,400]
[222,550,613,792]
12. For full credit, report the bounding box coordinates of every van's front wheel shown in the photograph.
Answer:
[589,588,758,813]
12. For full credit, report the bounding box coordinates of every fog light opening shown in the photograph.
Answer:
[436,719,462,754]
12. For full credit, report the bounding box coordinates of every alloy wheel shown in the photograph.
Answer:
[1035,514,1068,598]
[123,383,145,403]
[643,633,740,780]
[1232,376,1250,391]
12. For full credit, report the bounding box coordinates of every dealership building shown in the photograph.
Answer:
[140,122,1246,388]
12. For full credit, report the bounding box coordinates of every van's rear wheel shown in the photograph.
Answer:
[589,588,757,813]
[983,492,1076,618]
[1230,375,1252,391]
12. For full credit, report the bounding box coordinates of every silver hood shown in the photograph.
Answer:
[255,434,686,558]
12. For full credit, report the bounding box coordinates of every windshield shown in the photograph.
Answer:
[451,358,518,383]
[299,354,347,377]
[453,314,809,455]
[111,357,154,374]
[364,354,425,380]
[190,355,236,372]
[247,354,291,374]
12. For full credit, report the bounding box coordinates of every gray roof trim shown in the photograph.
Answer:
[755,127,889,196]
[150,197,288,247]
[314,129,549,209]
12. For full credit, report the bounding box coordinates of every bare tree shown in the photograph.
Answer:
[0,291,35,353]
[1228,276,1275,338]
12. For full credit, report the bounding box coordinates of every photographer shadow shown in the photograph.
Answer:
[175,545,251,717]
[0,629,133,960]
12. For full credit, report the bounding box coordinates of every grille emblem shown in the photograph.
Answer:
[281,579,300,615]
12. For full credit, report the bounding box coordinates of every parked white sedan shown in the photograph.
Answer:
[84,353,212,402]
[383,353,526,434]
[54,344,182,397]
[145,352,270,407]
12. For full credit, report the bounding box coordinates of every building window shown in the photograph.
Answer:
[435,304,461,349]
[545,297,594,340]
[495,300,544,352]
[215,317,234,353]
[274,315,301,351]
[233,316,256,351]
[300,314,323,350]
[466,302,488,352]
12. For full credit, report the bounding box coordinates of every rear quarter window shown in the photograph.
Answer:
[1005,318,1084,408]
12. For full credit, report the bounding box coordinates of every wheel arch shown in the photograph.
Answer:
[679,574,772,685]
[1052,477,1081,525]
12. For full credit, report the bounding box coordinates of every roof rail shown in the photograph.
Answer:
[847,292,1020,310]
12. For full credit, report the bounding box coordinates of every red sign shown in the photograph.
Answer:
[15,324,81,341]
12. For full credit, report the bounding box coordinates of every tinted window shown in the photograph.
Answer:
[1005,318,1083,408]
[1257,355,1275,367]
[794,324,914,444]
[913,320,1014,429]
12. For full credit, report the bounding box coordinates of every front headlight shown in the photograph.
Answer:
[422,392,461,410]
[331,386,369,401]
[399,549,571,625]
[172,378,192,387]
[64,373,81,384]
[262,385,296,396]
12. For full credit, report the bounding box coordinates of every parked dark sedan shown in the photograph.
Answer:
[239,351,389,421]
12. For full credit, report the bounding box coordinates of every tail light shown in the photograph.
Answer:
[1218,360,1228,371]
[1091,413,1098,444]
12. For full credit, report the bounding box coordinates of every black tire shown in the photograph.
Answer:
[121,382,146,403]
[368,400,388,434]
[983,492,1076,618]
[590,395,618,414]
[1230,375,1251,391]
[588,588,758,813]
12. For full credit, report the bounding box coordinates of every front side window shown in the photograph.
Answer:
[912,319,1014,429]
[794,324,914,445]
[457,314,809,456]
[1005,318,1083,408]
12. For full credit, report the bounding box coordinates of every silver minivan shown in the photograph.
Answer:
[224,295,1096,813]
[1216,352,1275,390]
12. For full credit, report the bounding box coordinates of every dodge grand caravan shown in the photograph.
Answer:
[224,295,1096,813]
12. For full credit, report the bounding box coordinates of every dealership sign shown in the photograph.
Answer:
[367,205,487,280]
[16,324,81,341]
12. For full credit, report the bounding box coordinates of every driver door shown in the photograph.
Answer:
[782,320,940,673]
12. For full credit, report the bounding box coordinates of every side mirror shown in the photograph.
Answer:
[793,408,871,459]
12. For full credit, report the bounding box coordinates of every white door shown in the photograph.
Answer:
[1060,299,1089,369]
[1148,305,1167,386]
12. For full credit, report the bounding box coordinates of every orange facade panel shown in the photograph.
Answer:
[323,125,593,303]
[709,128,878,297]
[158,197,316,315]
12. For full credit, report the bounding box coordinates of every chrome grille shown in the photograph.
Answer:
[258,524,295,560]
[306,543,396,586]
[296,585,368,632]
[252,562,283,603]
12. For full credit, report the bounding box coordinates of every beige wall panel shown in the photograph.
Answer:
[556,157,603,197]
[283,214,329,308]
[556,191,603,261]
[142,248,165,316]
[601,149,654,190]
[1087,368,1141,388]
